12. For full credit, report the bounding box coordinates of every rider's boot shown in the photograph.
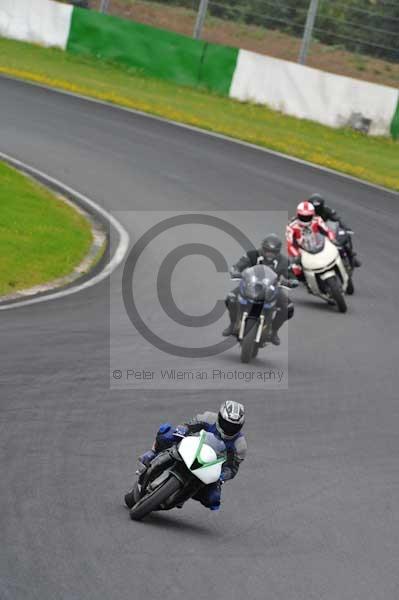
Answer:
[222,296,238,336]
[222,323,235,337]
[134,450,156,485]
[266,322,282,346]
[267,301,289,346]
[139,450,156,466]
[269,331,281,346]
[345,240,361,268]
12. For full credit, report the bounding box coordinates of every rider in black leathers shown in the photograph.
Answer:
[222,234,298,345]
[308,193,361,268]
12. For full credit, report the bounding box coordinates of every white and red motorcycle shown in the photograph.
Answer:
[298,229,350,313]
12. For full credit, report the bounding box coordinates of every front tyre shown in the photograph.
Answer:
[124,482,140,509]
[129,476,181,521]
[327,277,347,313]
[240,321,258,364]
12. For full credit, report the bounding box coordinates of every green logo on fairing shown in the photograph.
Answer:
[190,431,226,471]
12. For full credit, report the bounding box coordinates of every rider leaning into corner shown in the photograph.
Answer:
[222,234,298,346]
[286,201,336,280]
[125,401,247,512]
[306,193,361,268]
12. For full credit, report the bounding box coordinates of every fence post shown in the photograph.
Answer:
[193,0,209,39]
[99,0,110,13]
[298,0,320,65]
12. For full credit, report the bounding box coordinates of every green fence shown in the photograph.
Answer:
[67,8,238,95]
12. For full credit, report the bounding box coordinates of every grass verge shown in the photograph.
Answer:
[0,160,93,296]
[0,37,398,191]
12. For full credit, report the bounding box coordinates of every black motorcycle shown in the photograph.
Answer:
[326,220,355,295]
[124,431,226,521]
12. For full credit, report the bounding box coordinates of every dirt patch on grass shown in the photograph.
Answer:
[100,0,399,88]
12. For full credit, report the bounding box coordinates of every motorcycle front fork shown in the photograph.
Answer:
[238,311,266,344]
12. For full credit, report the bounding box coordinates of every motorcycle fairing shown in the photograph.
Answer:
[178,431,226,485]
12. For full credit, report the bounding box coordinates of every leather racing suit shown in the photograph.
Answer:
[140,411,247,511]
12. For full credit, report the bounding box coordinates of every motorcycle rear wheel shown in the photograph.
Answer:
[129,476,181,521]
[346,278,354,295]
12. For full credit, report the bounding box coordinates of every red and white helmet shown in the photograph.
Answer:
[296,201,315,224]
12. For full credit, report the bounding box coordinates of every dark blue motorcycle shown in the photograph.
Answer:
[233,265,283,363]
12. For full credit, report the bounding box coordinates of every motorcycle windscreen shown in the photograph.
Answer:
[239,265,278,303]
[178,431,226,485]
[299,230,326,254]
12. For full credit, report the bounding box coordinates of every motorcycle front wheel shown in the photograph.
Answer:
[327,277,347,313]
[240,320,259,364]
[129,476,181,521]
[124,482,141,509]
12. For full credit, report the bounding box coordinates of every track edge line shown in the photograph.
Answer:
[0,151,130,311]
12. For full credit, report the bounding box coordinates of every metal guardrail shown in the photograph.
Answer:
[94,0,399,65]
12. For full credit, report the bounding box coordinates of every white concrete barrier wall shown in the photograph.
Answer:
[0,0,72,49]
[230,50,399,136]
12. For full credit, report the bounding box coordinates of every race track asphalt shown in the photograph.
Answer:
[1,76,398,600]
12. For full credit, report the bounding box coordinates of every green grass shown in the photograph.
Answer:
[0,160,93,296]
[0,37,398,191]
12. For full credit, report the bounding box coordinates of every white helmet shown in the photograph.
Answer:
[217,401,245,438]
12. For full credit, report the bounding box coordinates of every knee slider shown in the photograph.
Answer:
[208,485,221,508]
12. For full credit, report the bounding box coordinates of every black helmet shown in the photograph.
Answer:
[261,234,282,264]
[308,193,325,211]
[217,401,245,438]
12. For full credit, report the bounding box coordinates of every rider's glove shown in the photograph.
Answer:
[291,264,302,278]
[155,423,175,447]
[173,425,188,438]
